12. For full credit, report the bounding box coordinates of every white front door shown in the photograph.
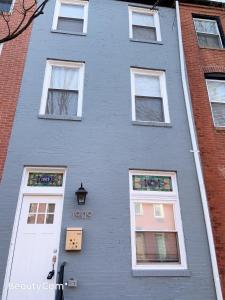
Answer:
[7,195,63,300]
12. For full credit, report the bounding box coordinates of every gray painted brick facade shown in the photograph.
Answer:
[0,0,217,299]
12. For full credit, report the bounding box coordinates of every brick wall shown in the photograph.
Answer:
[180,2,225,296]
[0,0,31,181]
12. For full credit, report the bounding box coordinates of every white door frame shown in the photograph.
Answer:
[1,166,67,300]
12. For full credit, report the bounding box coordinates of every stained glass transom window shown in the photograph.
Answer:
[27,173,63,187]
[133,175,172,192]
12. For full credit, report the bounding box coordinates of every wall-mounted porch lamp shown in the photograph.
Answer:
[75,183,88,205]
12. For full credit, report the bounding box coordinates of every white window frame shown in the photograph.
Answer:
[52,0,89,34]
[39,60,85,118]
[206,78,225,127]
[130,68,170,123]
[128,6,161,42]
[193,18,223,48]
[129,170,187,271]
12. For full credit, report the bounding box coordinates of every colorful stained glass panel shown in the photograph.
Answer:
[27,173,63,187]
[133,175,172,192]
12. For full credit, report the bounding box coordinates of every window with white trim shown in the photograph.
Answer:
[129,171,187,270]
[206,78,225,127]
[39,60,85,118]
[129,6,161,42]
[52,0,88,34]
[193,18,223,49]
[130,68,170,123]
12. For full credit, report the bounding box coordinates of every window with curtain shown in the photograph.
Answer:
[131,68,169,123]
[129,171,187,270]
[129,7,161,42]
[206,79,225,127]
[194,18,223,49]
[53,0,88,34]
[40,60,85,118]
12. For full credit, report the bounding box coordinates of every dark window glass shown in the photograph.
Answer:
[46,89,78,116]
[0,0,12,12]
[132,25,156,41]
[57,17,83,33]
[198,33,221,48]
[136,232,180,264]
[135,96,164,122]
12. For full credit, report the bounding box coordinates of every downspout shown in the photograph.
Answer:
[175,1,223,300]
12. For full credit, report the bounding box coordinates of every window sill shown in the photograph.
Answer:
[132,121,172,127]
[130,38,163,45]
[38,114,82,121]
[132,269,191,277]
[51,30,86,37]
[215,126,225,132]
[199,46,224,51]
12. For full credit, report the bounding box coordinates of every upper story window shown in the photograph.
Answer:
[128,6,161,42]
[39,60,85,119]
[129,171,187,270]
[193,18,223,49]
[130,68,170,124]
[0,0,13,12]
[52,0,88,34]
[206,78,225,127]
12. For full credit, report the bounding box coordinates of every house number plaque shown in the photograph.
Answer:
[72,210,93,219]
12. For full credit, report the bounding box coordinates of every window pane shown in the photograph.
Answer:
[207,80,225,103]
[135,203,175,231]
[38,203,46,213]
[57,17,84,33]
[47,204,55,213]
[198,33,221,48]
[135,96,164,122]
[46,214,54,224]
[132,12,154,27]
[0,0,11,12]
[37,214,45,224]
[46,90,78,116]
[136,232,180,263]
[27,214,36,224]
[194,19,218,34]
[135,74,161,97]
[29,203,38,213]
[211,103,225,127]
[50,66,79,91]
[133,25,156,41]
[60,3,84,19]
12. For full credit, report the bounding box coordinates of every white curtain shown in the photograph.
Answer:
[135,74,161,97]
[132,12,154,27]
[207,80,225,103]
[50,66,79,91]
[60,3,84,19]
[194,19,218,34]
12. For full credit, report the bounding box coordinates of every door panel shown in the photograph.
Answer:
[7,195,63,300]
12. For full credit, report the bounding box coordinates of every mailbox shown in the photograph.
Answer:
[65,227,83,251]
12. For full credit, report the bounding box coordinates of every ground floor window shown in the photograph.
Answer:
[129,170,187,270]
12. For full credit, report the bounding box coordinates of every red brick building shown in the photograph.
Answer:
[180,0,225,296]
[0,0,31,181]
